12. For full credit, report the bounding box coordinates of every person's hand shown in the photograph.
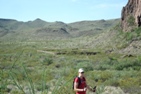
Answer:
[83,87,87,91]
[93,89,96,92]
[93,86,96,92]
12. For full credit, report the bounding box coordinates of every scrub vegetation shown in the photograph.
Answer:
[0,18,141,94]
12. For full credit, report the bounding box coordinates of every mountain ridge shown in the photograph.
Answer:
[0,18,120,40]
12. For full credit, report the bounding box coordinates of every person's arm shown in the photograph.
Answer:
[86,85,96,92]
[86,84,93,91]
[85,81,96,92]
[74,82,87,92]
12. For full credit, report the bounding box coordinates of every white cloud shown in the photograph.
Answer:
[92,3,125,9]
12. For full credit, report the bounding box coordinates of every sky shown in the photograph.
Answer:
[0,0,128,23]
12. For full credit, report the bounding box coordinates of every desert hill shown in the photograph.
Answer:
[0,18,120,40]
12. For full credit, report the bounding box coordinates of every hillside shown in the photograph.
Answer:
[69,19,120,37]
[0,18,120,41]
[0,18,141,55]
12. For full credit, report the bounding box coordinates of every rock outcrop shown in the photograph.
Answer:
[121,0,141,32]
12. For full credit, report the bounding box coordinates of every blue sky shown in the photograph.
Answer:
[0,0,128,23]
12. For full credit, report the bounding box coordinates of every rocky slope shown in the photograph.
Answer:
[121,0,141,31]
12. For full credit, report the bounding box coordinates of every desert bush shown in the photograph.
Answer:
[41,57,53,65]
[128,16,135,26]
[119,77,140,88]
[115,59,141,70]
[10,90,25,94]
[87,70,113,84]
[96,59,116,70]
[105,77,119,86]
[120,27,141,41]
[97,64,110,70]
[125,32,135,40]
[74,60,94,71]
[100,71,113,82]
[0,70,9,93]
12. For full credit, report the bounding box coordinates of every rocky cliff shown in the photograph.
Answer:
[121,0,141,32]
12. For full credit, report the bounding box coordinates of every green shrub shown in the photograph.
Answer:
[41,57,53,65]
[105,77,119,86]
[128,16,135,26]
[134,27,141,38]
[119,77,140,88]
[100,71,113,82]
[121,27,141,41]
[11,90,24,94]
[0,70,10,93]
[115,60,141,70]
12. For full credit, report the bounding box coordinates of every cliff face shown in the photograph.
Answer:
[121,0,141,32]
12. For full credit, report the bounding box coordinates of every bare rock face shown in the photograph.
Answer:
[121,0,141,32]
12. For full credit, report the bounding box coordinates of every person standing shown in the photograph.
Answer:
[74,68,96,94]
